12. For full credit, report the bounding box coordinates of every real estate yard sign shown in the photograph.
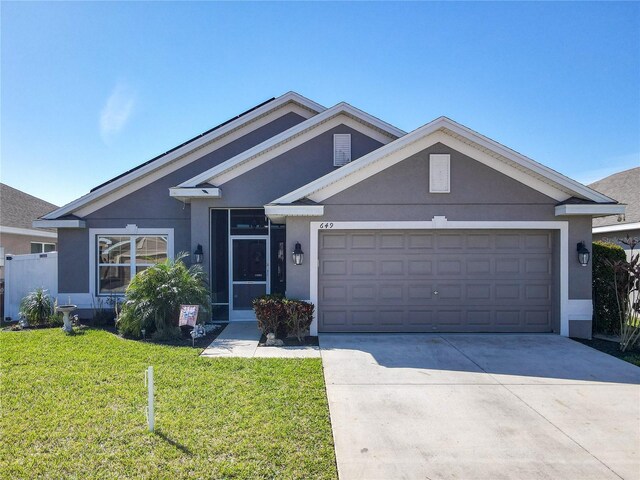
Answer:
[178,305,199,326]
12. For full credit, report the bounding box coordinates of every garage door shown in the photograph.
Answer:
[318,230,556,333]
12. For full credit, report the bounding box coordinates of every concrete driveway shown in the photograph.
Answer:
[320,334,640,480]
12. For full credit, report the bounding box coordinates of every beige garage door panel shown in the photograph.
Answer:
[318,230,555,333]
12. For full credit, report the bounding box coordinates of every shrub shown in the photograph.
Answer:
[284,299,314,341]
[252,294,286,335]
[253,295,314,340]
[150,326,183,342]
[19,288,54,326]
[593,241,626,335]
[48,312,64,327]
[91,297,116,326]
[117,253,211,338]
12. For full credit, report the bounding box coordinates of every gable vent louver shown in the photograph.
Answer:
[333,134,352,167]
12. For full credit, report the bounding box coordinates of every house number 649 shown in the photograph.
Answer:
[319,222,334,229]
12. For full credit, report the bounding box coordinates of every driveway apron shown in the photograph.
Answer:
[320,334,640,480]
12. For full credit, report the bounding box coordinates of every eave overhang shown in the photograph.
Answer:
[169,187,221,203]
[593,221,640,234]
[31,219,86,229]
[264,204,324,223]
[555,204,625,217]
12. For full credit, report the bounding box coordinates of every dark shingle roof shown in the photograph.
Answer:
[555,197,599,206]
[589,166,639,227]
[0,184,58,231]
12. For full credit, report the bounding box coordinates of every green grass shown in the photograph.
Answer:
[575,338,640,367]
[0,329,337,479]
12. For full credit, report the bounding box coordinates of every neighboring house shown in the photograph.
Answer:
[589,167,639,259]
[35,92,624,339]
[0,183,58,280]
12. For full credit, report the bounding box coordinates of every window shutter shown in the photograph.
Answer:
[334,134,352,166]
[429,154,450,193]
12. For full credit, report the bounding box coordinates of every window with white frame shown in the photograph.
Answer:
[333,133,352,166]
[97,235,168,294]
[429,154,450,193]
[31,242,56,254]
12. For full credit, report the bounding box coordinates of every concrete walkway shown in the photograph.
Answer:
[200,322,320,358]
[321,334,640,480]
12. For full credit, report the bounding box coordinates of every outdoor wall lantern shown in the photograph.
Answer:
[292,242,304,266]
[193,244,204,264]
[577,241,590,267]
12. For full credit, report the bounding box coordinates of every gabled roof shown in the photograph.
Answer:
[42,92,326,220]
[0,183,58,233]
[175,102,406,189]
[270,116,616,206]
[589,166,639,227]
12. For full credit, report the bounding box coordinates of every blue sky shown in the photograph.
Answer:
[2,1,638,207]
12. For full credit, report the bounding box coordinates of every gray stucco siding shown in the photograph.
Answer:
[57,218,190,295]
[323,143,557,206]
[87,112,306,220]
[567,216,593,299]
[285,144,593,321]
[58,228,90,293]
[209,125,384,208]
[189,125,384,281]
[58,112,307,295]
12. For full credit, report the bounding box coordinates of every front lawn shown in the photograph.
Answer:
[574,337,640,367]
[0,329,337,479]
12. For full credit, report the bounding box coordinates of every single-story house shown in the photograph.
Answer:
[35,92,625,338]
[589,167,639,260]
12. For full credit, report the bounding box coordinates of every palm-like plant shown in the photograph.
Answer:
[117,253,211,338]
[19,288,54,326]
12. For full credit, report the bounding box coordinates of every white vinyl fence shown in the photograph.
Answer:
[3,252,58,321]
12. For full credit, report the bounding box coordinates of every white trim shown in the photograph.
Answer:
[308,219,570,337]
[555,204,625,217]
[567,299,593,321]
[177,104,405,188]
[0,225,57,238]
[32,219,86,229]
[169,187,221,203]
[273,117,615,205]
[88,226,174,299]
[277,131,570,203]
[43,92,326,219]
[593,222,640,234]
[264,204,324,219]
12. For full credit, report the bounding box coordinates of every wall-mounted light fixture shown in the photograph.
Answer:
[577,241,590,267]
[193,244,204,264]
[292,242,304,266]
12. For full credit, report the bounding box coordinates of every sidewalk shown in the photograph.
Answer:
[200,322,320,358]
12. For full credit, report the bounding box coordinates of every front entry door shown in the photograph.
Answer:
[230,238,268,320]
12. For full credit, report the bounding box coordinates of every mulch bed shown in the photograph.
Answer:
[140,324,227,348]
[258,334,319,347]
[2,321,228,349]
[574,337,640,367]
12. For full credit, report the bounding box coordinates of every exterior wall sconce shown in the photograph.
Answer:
[577,241,590,267]
[292,242,304,266]
[193,244,204,264]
